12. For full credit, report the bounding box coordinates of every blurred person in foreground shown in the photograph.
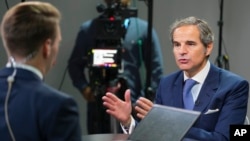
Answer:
[102,16,249,141]
[0,1,81,141]
[68,0,164,134]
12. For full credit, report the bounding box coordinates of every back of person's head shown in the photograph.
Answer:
[0,1,61,59]
[169,16,214,48]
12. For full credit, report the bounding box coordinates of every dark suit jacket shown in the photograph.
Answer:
[0,68,81,141]
[155,64,249,141]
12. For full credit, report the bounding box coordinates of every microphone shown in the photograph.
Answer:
[195,100,200,106]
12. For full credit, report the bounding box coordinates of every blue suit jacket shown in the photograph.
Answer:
[0,68,81,141]
[155,64,249,141]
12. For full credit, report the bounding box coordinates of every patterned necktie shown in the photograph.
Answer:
[183,79,197,110]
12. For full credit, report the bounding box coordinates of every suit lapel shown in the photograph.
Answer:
[194,64,220,112]
[172,72,185,108]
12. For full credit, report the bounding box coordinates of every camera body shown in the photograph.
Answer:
[87,1,137,97]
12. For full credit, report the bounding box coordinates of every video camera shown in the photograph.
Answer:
[88,1,137,68]
[87,1,137,98]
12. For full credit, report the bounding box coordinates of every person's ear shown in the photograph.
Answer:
[205,42,213,56]
[42,39,52,58]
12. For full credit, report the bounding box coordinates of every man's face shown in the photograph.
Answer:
[172,25,213,77]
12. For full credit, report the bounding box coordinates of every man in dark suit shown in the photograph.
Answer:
[102,16,249,141]
[0,2,81,141]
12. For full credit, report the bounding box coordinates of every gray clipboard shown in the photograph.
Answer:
[127,104,201,141]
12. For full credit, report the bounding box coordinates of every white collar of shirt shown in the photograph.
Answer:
[184,60,210,83]
[183,60,210,101]
[6,62,43,80]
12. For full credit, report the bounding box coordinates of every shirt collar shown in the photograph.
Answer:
[184,60,210,84]
[6,62,43,80]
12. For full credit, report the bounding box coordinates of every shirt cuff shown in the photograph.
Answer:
[120,115,135,134]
